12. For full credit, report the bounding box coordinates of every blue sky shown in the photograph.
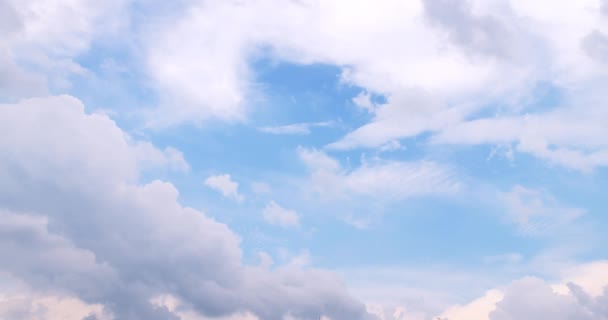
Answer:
[1,0,608,319]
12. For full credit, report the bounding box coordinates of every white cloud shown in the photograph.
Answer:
[354,261,608,320]
[140,0,495,127]
[137,0,608,170]
[204,174,244,202]
[4,0,606,170]
[263,201,300,228]
[492,275,608,320]
[439,290,504,320]
[134,143,190,172]
[258,121,334,135]
[433,108,608,171]
[0,0,128,99]
[352,91,376,113]
[298,147,460,200]
[502,185,585,236]
[435,261,608,320]
[0,95,373,320]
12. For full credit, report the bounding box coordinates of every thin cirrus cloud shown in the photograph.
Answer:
[298,147,461,200]
[502,185,586,237]
[258,121,334,135]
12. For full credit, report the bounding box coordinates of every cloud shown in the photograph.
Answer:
[489,277,606,320]
[134,143,190,172]
[434,261,608,320]
[204,174,244,202]
[298,147,460,200]
[263,201,300,227]
[352,91,376,113]
[6,0,603,171]
[0,95,374,320]
[433,108,608,171]
[140,0,495,127]
[361,261,608,320]
[134,0,608,171]
[502,185,586,236]
[258,121,334,135]
[0,290,109,320]
[0,0,128,99]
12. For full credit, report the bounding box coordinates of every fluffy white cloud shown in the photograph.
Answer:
[489,278,603,320]
[298,147,460,200]
[0,95,374,320]
[435,261,608,320]
[204,174,244,202]
[0,0,128,99]
[439,290,504,320]
[360,261,608,320]
[141,0,496,127]
[263,201,300,227]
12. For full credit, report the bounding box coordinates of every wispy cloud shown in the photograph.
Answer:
[298,147,461,200]
[258,121,335,135]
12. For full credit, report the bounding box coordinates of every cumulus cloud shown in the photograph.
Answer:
[489,277,607,320]
[0,95,374,320]
[433,261,608,320]
[204,174,244,202]
[263,201,300,227]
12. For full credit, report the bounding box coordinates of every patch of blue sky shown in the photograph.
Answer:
[67,42,159,126]
[69,47,607,278]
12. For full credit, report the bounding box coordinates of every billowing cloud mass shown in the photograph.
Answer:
[437,271,608,320]
[0,96,373,320]
[490,278,608,320]
[431,262,608,320]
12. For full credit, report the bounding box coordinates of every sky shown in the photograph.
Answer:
[1,0,608,319]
